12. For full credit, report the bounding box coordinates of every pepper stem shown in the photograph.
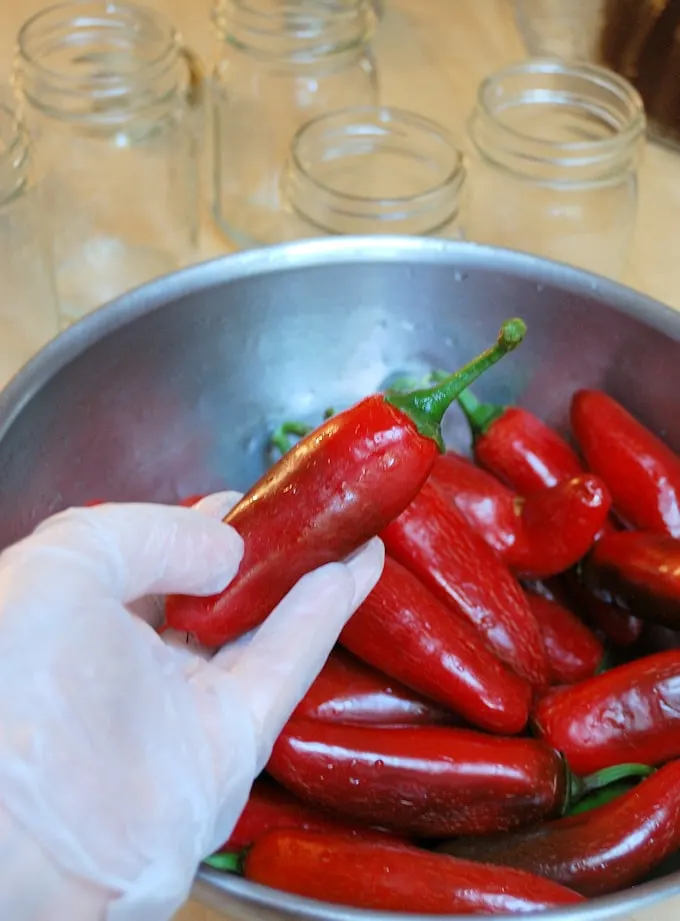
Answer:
[565,762,654,814]
[457,389,508,439]
[567,781,639,817]
[385,319,526,452]
[270,421,313,456]
[203,851,243,874]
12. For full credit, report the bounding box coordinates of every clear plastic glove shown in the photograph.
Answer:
[0,493,384,921]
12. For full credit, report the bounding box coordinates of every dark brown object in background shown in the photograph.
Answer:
[600,0,680,144]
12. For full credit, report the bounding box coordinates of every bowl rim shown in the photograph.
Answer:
[1,235,679,921]
[1,236,679,446]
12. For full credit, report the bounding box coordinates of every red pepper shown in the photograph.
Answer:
[457,388,642,646]
[381,480,550,689]
[266,720,626,838]
[340,556,531,735]
[437,759,680,897]
[457,390,585,494]
[533,649,680,775]
[523,589,603,685]
[431,451,611,578]
[292,647,456,727]
[584,530,680,630]
[571,389,680,537]
[165,321,526,647]
[235,830,585,913]
[221,777,397,851]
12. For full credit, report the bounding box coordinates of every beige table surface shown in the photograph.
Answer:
[1,0,679,919]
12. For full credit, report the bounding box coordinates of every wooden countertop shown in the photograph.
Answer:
[0,1,678,919]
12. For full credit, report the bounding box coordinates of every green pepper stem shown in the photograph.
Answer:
[385,319,526,452]
[203,851,243,873]
[566,762,654,813]
[457,389,507,439]
[567,781,638,817]
[270,420,313,456]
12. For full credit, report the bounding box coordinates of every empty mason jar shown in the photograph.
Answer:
[0,101,58,384]
[14,0,203,326]
[281,106,465,238]
[212,0,379,248]
[465,59,645,279]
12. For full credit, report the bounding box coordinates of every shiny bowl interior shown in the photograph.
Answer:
[0,236,679,921]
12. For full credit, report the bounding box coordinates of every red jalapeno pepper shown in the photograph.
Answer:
[431,451,611,578]
[523,589,603,685]
[571,389,680,537]
[221,830,585,914]
[292,647,455,727]
[381,480,550,689]
[220,777,399,851]
[165,321,526,647]
[340,556,531,735]
[457,390,585,494]
[533,649,680,775]
[457,388,641,646]
[584,530,680,630]
[267,720,639,838]
[437,759,680,897]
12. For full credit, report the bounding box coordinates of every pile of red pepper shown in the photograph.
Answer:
[162,324,680,916]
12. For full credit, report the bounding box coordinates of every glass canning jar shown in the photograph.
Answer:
[211,0,379,248]
[14,0,203,326]
[465,59,645,280]
[280,106,465,239]
[0,101,58,384]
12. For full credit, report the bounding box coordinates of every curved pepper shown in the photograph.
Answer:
[431,451,611,578]
[583,530,680,630]
[533,649,680,775]
[457,388,641,646]
[437,759,680,897]
[267,720,642,838]
[457,390,585,494]
[165,321,526,646]
[220,777,399,851]
[233,830,585,913]
[523,589,603,685]
[340,556,531,735]
[292,647,456,727]
[571,389,680,537]
[381,479,550,689]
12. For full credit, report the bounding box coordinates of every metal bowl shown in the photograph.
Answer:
[0,236,679,920]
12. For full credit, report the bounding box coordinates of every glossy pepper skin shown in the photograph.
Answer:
[340,556,531,735]
[165,321,526,647]
[523,590,603,685]
[267,721,566,837]
[458,388,642,646]
[533,649,680,775]
[242,830,585,914]
[221,777,398,851]
[431,452,611,578]
[571,389,680,537]
[292,647,455,727]
[381,480,550,689]
[457,391,585,495]
[438,759,680,897]
[584,531,680,630]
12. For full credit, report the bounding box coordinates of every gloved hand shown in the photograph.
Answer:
[0,493,384,921]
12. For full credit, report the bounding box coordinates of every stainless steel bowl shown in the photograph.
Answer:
[0,236,679,920]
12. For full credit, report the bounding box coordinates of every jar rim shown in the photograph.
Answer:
[17,0,178,84]
[475,58,646,160]
[289,105,465,206]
